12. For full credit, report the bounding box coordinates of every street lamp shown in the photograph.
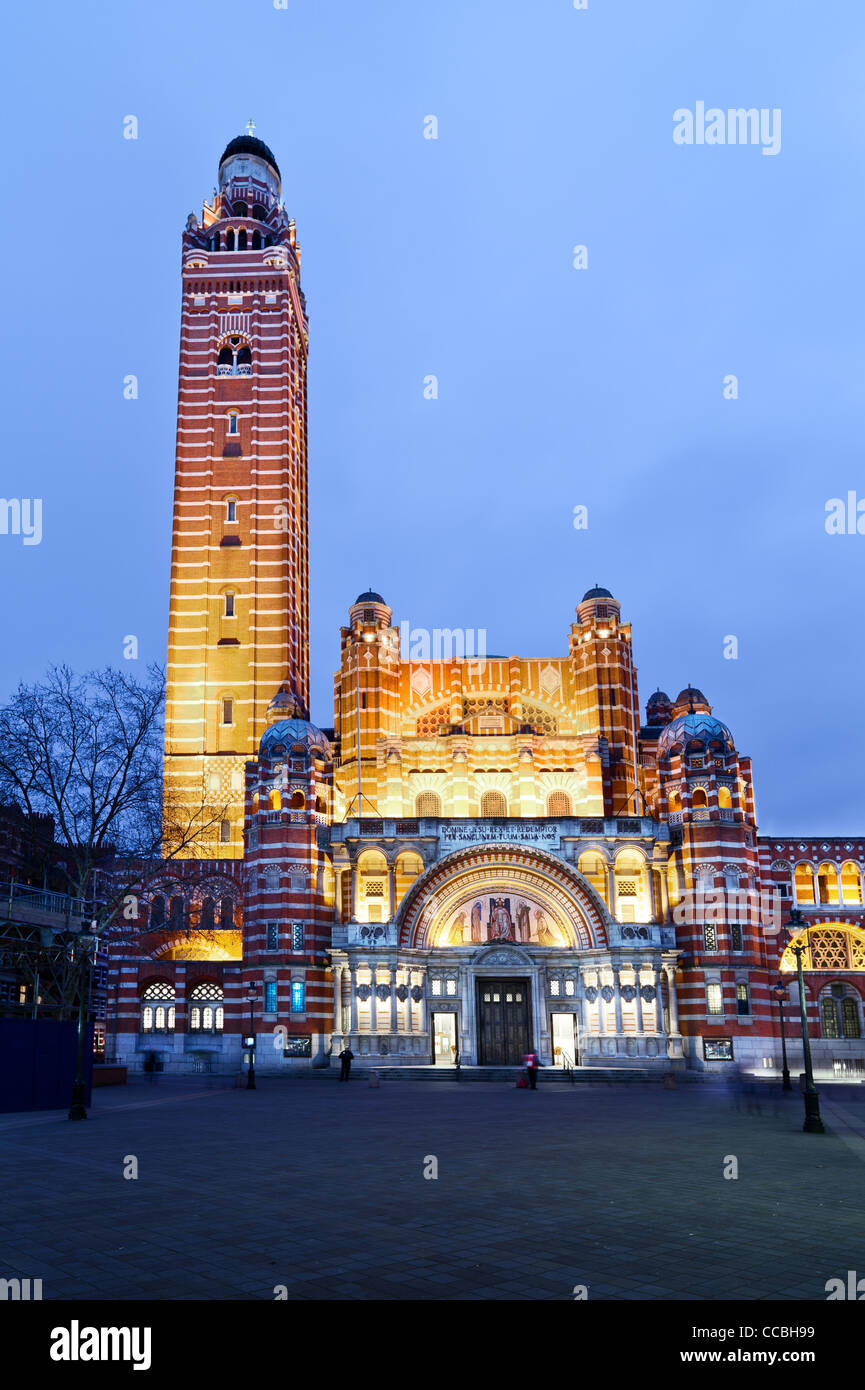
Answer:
[787,909,824,1134]
[771,977,792,1091]
[245,985,258,1090]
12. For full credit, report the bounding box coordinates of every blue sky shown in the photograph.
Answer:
[2,0,864,834]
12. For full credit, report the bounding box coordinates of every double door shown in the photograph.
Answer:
[476,978,531,1065]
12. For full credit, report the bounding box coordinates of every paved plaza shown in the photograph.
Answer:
[2,1076,865,1301]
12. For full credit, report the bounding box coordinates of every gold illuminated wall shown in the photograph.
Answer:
[164,146,309,859]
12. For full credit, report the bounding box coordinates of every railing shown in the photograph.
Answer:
[692,809,710,821]
[1,879,87,920]
[668,811,683,825]
[719,809,735,822]
[216,364,252,377]
[557,1048,576,1083]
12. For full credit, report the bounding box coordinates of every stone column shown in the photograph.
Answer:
[405,968,414,1034]
[654,965,664,1034]
[664,964,680,1035]
[332,964,343,1032]
[348,964,358,1035]
[612,964,624,1038]
[416,965,428,1035]
[633,965,644,1034]
[606,866,616,917]
[648,869,657,922]
[389,961,398,1032]
[387,867,396,921]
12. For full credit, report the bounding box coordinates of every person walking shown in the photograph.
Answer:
[523,1050,540,1090]
[338,1045,354,1082]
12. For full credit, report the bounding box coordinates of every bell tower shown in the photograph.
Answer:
[164,126,310,859]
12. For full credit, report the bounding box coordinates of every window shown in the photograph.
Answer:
[564,977,575,997]
[200,898,215,930]
[220,820,231,844]
[149,894,165,927]
[550,978,561,996]
[415,791,441,818]
[546,791,572,817]
[224,591,235,617]
[736,982,750,1016]
[445,978,456,996]
[226,498,237,522]
[822,997,840,1039]
[842,997,861,1038]
[220,896,235,928]
[481,791,507,818]
[141,982,175,1032]
[706,983,723,1015]
[222,698,233,724]
[430,978,442,996]
[266,922,279,951]
[730,922,743,951]
[291,922,304,952]
[189,983,224,1031]
[703,923,718,951]
[264,981,278,1013]
[228,412,239,435]
[703,1038,733,1061]
[291,981,305,1013]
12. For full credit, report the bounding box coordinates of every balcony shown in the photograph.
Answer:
[0,879,87,929]
[216,364,252,377]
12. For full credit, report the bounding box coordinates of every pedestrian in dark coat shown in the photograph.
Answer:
[338,1046,354,1081]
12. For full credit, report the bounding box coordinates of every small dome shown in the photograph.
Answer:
[582,585,613,601]
[658,711,734,757]
[355,590,385,604]
[674,686,709,710]
[647,689,671,707]
[219,134,280,179]
[260,718,330,758]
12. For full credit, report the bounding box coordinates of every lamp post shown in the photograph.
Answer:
[246,985,257,1090]
[787,910,824,1134]
[771,977,792,1091]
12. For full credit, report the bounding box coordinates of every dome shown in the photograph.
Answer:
[647,689,671,707]
[259,718,330,758]
[219,134,280,179]
[658,711,734,757]
[582,585,614,601]
[674,686,709,711]
[355,590,385,605]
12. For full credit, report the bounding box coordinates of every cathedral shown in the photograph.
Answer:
[106,131,865,1079]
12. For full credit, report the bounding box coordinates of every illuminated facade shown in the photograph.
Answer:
[163,128,309,859]
[105,134,865,1080]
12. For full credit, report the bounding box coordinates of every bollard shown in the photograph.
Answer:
[368,1070,380,1089]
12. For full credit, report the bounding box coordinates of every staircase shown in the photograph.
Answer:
[337,1064,663,1084]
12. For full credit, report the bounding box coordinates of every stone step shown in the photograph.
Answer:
[331,1065,663,1084]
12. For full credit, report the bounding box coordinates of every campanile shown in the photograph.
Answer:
[164,127,309,858]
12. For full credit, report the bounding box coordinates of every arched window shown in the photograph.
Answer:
[169,896,184,929]
[691,788,708,808]
[481,791,507,818]
[189,983,224,1032]
[225,497,237,523]
[415,791,441,818]
[578,851,607,903]
[210,232,220,251]
[226,412,239,435]
[668,790,681,813]
[252,230,262,249]
[269,789,282,811]
[290,790,305,810]
[220,819,231,843]
[141,982,175,1033]
[226,229,235,251]
[220,896,235,928]
[794,863,816,905]
[238,228,248,251]
[149,894,165,928]
[817,863,840,906]
[222,698,233,725]
[546,791,572,817]
[818,986,861,1039]
[232,200,248,217]
[718,786,733,810]
[224,590,235,618]
[841,862,863,905]
[252,204,266,221]
[200,898,215,930]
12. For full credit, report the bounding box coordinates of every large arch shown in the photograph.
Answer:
[396,843,610,950]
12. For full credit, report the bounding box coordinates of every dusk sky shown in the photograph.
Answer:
[3,0,864,834]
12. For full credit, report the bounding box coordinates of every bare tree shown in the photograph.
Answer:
[0,663,230,943]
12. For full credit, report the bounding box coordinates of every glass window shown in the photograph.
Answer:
[224,591,235,617]
[736,982,750,1016]
[266,922,279,951]
[291,981,305,1013]
[842,997,861,1038]
[730,922,743,951]
[226,498,237,522]
[550,978,561,997]
[291,922,304,951]
[822,997,840,1038]
[228,413,239,435]
[264,981,278,1013]
[222,698,233,724]
[707,983,723,1015]
[703,924,718,951]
